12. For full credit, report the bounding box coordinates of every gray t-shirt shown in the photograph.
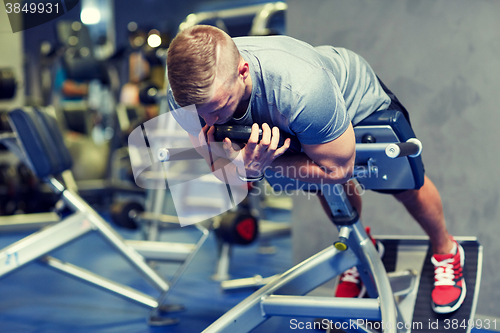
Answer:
[168,35,390,145]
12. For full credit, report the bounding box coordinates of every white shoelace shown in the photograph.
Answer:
[340,267,360,283]
[431,257,455,286]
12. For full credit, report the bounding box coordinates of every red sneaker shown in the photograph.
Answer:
[431,240,466,313]
[335,266,365,298]
[335,227,384,298]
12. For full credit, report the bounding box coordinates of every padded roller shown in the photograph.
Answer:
[9,108,73,178]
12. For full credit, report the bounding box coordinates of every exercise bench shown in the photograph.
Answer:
[159,109,482,333]
[0,107,210,326]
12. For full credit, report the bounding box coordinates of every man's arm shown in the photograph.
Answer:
[188,129,246,185]
[269,123,356,184]
[190,123,355,185]
[264,67,355,184]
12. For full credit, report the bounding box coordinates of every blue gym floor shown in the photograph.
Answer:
[0,209,495,333]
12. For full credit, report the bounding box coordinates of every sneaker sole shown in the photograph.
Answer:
[432,278,467,313]
[431,243,467,314]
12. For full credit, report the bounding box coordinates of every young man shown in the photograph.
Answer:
[166,25,465,314]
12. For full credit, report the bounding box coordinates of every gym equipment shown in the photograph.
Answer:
[0,107,210,325]
[109,200,145,229]
[214,204,259,246]
[211,183,292,284]
[0,70,61,223]
[0,68,17,100]
[214,125,301,153]
[56,21,102,82]
[0,157,59,220]
[130,6,290,286]
[158,110,482,333]
[0,212,60,232]
[138,82,160,106]
[179,1,287,37]
[33,20,137,209]
[127,100,291,286]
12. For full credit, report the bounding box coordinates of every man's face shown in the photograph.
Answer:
[197,78,243,126]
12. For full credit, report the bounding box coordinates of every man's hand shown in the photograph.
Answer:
[198,124,241,169]
[227,123,291,178]
[198,123,291,180]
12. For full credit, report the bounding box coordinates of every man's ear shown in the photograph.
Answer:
[238,59,250,79]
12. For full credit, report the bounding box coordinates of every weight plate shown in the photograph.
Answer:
[110,201,144,229]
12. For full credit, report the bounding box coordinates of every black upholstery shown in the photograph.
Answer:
[357,110,425,189]
[264,109,425,192]
[34,108,73,173]
[9,108,73,179]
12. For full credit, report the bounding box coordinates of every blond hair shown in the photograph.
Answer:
[167,25,240,107]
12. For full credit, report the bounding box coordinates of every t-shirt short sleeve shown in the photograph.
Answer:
[290,68,349,145]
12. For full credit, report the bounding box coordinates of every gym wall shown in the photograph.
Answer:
[287,0,500,317]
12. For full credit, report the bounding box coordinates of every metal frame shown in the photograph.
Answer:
[211,177,292,284]
[202,185,410,333]
[211,122,413,288]
[212,216,292,283]
[146,107,483,331]
[148,117,423,332]
[0,177,166,303]
[0,212,60,232]
[195,121,423,331]
[198,121,480,332]
[0,134,61,233]
[178,1,287,36]
[0,135,209,323]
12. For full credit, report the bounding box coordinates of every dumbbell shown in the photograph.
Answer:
[109,201,144,229]
[157,125,302,163]
[213,125,301,153]
[215,208,259,246]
